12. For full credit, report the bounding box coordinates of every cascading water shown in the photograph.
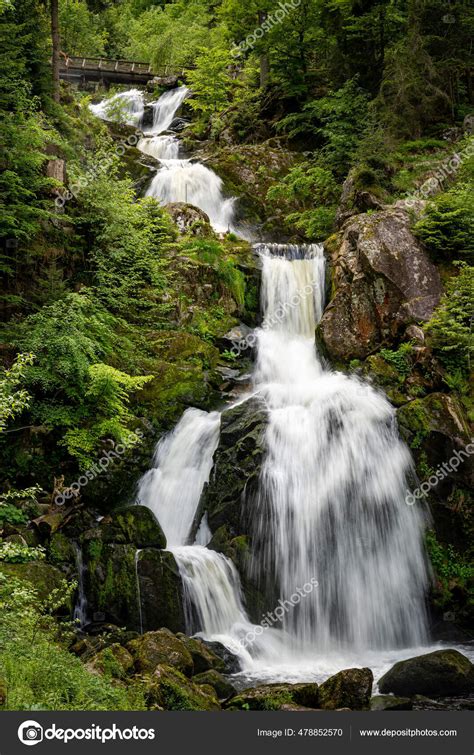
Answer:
[137,241,435,684]
[146,161,236,233]
[73,543,89,628]
[90,85,242,235]
[251,244,429,653]
[89,89,145,126]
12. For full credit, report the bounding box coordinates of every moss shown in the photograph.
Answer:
[147,664,220,710]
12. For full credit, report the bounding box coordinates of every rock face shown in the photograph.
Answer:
[82,516,185,633]
[319,208,443,361]
[370,694,413,710]
[127,629,194,677]
[176,634,226,674]
[318,668,373,710]
[379,650,474,697]
[226,682,319,710]
[98,506,166,549]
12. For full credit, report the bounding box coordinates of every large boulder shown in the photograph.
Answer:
[0,562,68,606]
[164,203,214,236]
[378,650,474,697]
[192,669,236,700]
[127,628,194,677]
[86,644,135,679]
[136,549,185,633]
[318,668,373,710]
[176,634,226,674]
[200,640,242,674]
[226,682,319,711]
[146,664,220,710]
[370,695,413,711]
[94,506,166,549]
[319,207,442,361]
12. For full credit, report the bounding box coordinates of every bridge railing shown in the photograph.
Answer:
[60,55,189,78]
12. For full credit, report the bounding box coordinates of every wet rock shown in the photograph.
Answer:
[192,669,236,699]
[147,664,220,710]
[226,682,319,710]
[176,634,225,674]
[319,207,442,361]
[92,505,166,549]
[370,695,413,711]
[378,649,474,697]
[137,549,185,633]
[199,640,242,674]
[165,202,214,236]
[318,668,373,710]
[127,628,194,677]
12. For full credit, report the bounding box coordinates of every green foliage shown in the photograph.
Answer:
[186,46,233,122]
[59,0,107,56]
[0,353,34,431]
[379,343,414,377]
[0,504,28,527]
[425,265,473,373]
[415,184,474,261]
[0,542,45,563]
[181,238,245,309]
[426,530,473,609]
[0,574,145,709]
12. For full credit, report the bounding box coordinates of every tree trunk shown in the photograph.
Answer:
[51,0,60,102]
[258,10,269,89]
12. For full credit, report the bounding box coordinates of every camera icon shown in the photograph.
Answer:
[18,720,44,746]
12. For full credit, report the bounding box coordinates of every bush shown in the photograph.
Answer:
[0,573,146,710]
[415,185,474,261]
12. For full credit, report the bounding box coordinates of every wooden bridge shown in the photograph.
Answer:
[59,55,187,86]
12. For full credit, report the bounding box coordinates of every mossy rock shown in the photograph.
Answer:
[378,650,474,697]
[370,695,413,711]
[176,634,225,674]
[199,640,242,674]
[83,541,141,628]
[95,506,166,549]
[192,669,236,700]
[318,668,373,710]
[147,664,220,710]
[48,532,76,564]
[127,629,194,677]
[136,549,185,633]
[87,644,135,679]
[225,682,319,711]
[0,561,67,605]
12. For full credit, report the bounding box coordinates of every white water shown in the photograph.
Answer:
[251,244,429,654]
[89,89,145,126]
[146,160,236,233]
[73,543,88,627]
[143,85,189,134]
[90,86,241,235]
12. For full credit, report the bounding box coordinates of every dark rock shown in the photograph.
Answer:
[192,669,236,699]
[176,634,225,674]
[378,650,474,697]
[137,549,185,633]
[318,668,373,710]
[370,694,413,711]
[0,562,68,607]
[127,628,194,677]
[93,505,166,549]
[320,207,442,361]
[147,664,220,710]
[200,640,242,674]
[335,169,384,228]
[226,682,319,710]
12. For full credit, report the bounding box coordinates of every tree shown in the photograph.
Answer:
[51,0,60,102]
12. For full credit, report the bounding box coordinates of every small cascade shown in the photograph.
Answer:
[146,161,236,233]
[73,543,88,628]
[135,549,144,635]
[89,89,144,126]
[137,135,180,161]
[138,408,220,546]
[143,86,189,134]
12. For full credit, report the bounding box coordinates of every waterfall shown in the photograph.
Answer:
[146,161,236,234]
[251,243,429,652]
[135,549,144,635]
[143,86,189,135]
[137,135,180,161]
[73,543,88,628]
[90,85,242,236]
[89,89,144,126]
